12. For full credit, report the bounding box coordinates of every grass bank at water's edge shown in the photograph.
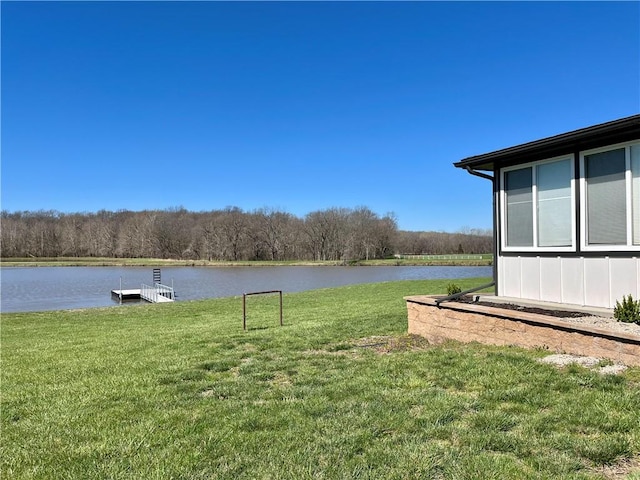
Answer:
[2,278,639,479]
[0,256,492,267]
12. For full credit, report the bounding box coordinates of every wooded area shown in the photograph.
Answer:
[0,207,492,261]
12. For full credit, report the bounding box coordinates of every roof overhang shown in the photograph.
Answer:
[454,114,640,172]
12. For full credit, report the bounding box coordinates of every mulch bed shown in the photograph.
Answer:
[454,296,591,318]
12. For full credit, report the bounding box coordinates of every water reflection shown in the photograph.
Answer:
[1,265,492,313]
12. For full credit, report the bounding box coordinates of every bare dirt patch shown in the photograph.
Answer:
[307,335,433,357]
[592,455,640,479]
[352,335,432,354]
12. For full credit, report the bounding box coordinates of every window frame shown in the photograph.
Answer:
[500,155,576,253]
[579,140,640,252]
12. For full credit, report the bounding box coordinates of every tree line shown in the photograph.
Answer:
[0,207,492,261]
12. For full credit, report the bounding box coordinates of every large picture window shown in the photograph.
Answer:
[502,157,574,250]
[581,142,640,249]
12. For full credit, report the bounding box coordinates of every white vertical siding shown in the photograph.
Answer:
[498,255,639,308]
[539,257,562,303]
[609,258,639,305]
[560,257,585,306]
[500,256,522,298]
[584,258,610,308]
[521,257,541,300]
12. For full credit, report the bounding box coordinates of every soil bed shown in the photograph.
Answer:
[456,296,591,318]
[451,295,640,336]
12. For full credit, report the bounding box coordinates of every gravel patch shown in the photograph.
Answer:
[558,315,640,336]
[539,354,628,374]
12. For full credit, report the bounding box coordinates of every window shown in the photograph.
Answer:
[581,142,640,249]
[585,148,626,244]
[505,167,533,247]
[502,157,574,250]
[537,160,572,247]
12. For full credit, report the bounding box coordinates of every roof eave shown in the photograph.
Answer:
[454,114,640,172]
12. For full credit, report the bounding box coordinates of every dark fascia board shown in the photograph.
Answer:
[454,114,640,172]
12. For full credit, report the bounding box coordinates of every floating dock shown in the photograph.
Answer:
[111,289,144,301]
[113,269,175,304]
[112,283,175,304]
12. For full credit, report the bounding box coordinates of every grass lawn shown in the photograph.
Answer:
[2,278,639,479]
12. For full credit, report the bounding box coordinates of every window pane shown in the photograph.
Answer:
[505,168,533,246]
[585,148,626,245]
[537,159,572,247]
[632,145,640,245]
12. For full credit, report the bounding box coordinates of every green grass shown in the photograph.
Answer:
[2,278,639,479]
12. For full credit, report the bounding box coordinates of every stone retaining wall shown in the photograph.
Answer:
[405,295,640,366]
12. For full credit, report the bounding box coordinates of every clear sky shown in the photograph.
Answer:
[2,1,638,232]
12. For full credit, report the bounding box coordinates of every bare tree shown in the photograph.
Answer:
[249,208,298,260]
[0,211,27,257]
[218,207,250,261]
[303,208,351,262]
[0,206,491,260]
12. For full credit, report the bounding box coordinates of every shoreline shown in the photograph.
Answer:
[0,257,493,268]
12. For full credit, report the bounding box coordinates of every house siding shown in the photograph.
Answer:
[497,255,639,308]
[457,115,640,309]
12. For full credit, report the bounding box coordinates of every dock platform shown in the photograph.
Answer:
[112,283,175,304]
[111,289,143,300]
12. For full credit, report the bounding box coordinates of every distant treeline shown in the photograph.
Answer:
[0,207,492,261]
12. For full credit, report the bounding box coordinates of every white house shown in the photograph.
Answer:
[455,114,640,309]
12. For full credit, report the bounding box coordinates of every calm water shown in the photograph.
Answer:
[0,265,492,313]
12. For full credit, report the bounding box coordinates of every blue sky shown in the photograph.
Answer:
[2,1,638,232]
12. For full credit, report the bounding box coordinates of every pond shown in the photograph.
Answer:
[0,265,492,313]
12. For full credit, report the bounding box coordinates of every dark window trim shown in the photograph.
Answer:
[499,250,639,259]
[496,148,640,258]
[497,155,576,253]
